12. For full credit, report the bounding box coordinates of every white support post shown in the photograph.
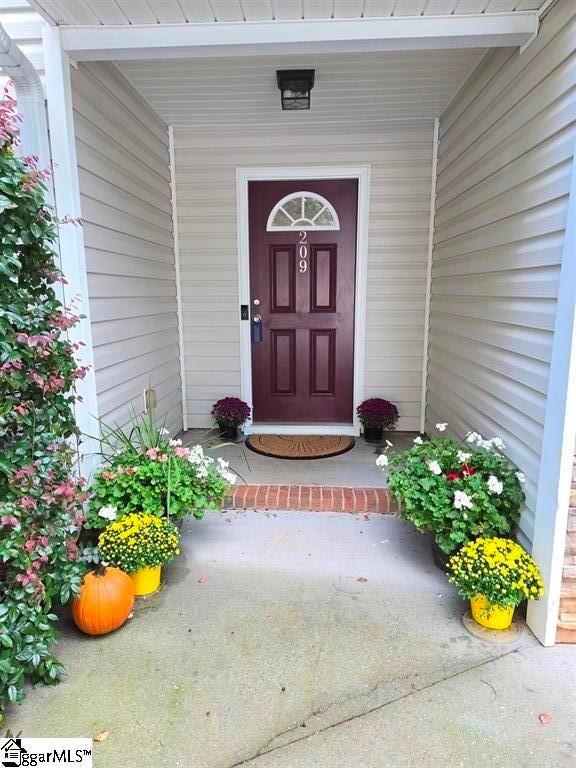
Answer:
[42,22,100,478]
[527,144,576,645]
[168,126,188,433]
[420,118,439,435]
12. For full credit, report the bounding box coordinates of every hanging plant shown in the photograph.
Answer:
[0,87,93,724]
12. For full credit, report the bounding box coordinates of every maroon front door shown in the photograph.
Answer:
[249,179,357,423]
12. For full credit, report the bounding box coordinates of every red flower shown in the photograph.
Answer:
[461,464,475,476]
[446,472,461,481]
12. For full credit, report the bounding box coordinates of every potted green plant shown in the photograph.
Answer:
[98,512,180,596]
[211,397,251,441]
[448,537,543,630]
[357,398,399,443]
[379,424,526,567]
[85,411,236,531]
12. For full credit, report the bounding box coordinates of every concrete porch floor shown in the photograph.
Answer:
[6,511,576,767]
[184,430,417,487]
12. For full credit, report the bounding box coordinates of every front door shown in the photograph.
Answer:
[249,179,358,423]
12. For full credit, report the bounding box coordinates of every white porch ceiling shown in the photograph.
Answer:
[118,48,485,126]
[30,0,547,26]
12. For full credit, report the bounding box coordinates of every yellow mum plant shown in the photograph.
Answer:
[98,512,180,573]
[448,537,543,609]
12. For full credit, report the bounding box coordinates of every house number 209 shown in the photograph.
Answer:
[299,231,308,273]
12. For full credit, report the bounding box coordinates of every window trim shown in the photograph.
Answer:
[266,191,341,231]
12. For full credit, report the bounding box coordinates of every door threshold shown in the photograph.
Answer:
[245,423,359,436]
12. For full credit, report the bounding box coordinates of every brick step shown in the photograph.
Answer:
[224,485,398,514]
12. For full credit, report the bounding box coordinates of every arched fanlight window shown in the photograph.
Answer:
[266,191,340,231]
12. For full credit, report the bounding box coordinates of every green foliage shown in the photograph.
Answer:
[98,512,180,572]
[84,410,233,530]
[448,537,543,609]
[0,93,91,725]
[386,432,525,554]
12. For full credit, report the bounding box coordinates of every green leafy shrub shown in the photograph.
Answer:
[380,425,525,553]
[84,412,235,530]
[0,91,93,725]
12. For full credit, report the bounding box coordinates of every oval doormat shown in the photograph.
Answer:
[245,434,355,460]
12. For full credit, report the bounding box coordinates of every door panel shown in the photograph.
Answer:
[249,179,357,423]
[270,246,296,313]
[310,245,337,313]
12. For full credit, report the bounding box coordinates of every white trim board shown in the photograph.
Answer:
[59,15,538,61]
[168,126,188,433]
[246,424,357,437]
[420,117,439,435]
[527,142,576,646]
[236,165,370,437]
[43,23,100,479]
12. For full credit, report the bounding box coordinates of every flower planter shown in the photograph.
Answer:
[431,538,453,572]
[363,425,384,444]
[217,422,239,442]
[130,565,162,596]
[470,595,514,630]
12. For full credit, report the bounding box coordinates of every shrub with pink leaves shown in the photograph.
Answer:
[0,90,92,724]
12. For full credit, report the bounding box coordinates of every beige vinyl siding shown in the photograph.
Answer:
[71,62,182,434]
[174,122,434,430]
[427,0,576,547]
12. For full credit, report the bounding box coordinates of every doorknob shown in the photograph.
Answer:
[253,313,262,323]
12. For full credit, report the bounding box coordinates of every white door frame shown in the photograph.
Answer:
[235,165,370,436]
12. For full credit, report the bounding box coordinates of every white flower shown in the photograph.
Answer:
[98,505,117,521]
[413,436,424,445]
[516,471,526,484]
[427,460,442,475]
[453,491,473,510]
[159,428,170,436]
[187,445,206,465]
[169,438,182,447]
[466,431,482,445]
[457,450,471,463]
[435,422,447,432]
[489,437,505,450]
[487,475,503,495]
[222,470,237,485]
[376,454,389,467]
[196,464,208,479]
[217,457,229,470]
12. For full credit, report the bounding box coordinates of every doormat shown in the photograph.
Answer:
[245,434,354,460]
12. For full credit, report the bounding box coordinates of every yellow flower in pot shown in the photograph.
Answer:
[448,537,543,630]
[98,512,180,596]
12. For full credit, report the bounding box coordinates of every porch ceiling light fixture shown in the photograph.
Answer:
[276,69,315,111]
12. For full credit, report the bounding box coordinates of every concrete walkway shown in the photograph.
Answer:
[7,512,576,768]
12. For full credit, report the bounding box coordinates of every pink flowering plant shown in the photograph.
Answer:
[356,398,399,430]
[379,424,526,554]
[84,408,236,531]
[211,397,251,427]
[0,91,93,725]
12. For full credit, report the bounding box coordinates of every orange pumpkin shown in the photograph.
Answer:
[72,565,135,635]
